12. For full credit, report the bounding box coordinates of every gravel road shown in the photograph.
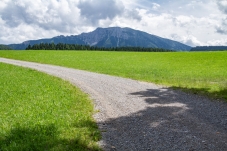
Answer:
[1,57,227,151]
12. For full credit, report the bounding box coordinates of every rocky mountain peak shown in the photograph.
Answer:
[8,27,191,51]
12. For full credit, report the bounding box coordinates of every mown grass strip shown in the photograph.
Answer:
[0,50,226,100]
[0,63,101,151]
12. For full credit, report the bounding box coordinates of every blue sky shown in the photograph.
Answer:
[0,0,227,46]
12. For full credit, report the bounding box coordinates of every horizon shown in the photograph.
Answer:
[0,0,227,47]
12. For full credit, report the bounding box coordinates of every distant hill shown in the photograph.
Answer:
[191,46,227,51]
[7,27,191,51]
[0,44,12,50]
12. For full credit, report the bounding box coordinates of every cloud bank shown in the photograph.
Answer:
[78,0,124,24]
[216,0,227,34]
[0,0,226,47]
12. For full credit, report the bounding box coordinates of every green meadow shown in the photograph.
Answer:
[0,63,101,151]
[0,50,226,100]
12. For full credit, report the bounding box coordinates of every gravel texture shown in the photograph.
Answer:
[1,57,227,151]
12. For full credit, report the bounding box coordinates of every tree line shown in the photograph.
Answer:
[0,45,12,50]
[191,46,227,51]
[25,43,174,52]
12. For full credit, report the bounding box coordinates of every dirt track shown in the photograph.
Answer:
[1,57,227,151]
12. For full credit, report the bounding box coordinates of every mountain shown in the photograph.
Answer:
[8,27,191,51]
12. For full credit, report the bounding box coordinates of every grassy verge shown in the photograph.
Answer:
[0,50,226,100]
[0,63,101,151]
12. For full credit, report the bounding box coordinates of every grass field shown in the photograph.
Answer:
[0,63,101,151]
[0,50,226,100]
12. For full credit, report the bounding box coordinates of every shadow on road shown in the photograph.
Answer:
[99,88,227,150]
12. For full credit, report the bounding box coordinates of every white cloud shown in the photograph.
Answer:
[216,0,227,35]
[0,0,226,47]
[0,22,62,44]
[78,0,124,25]
[217,0,227,14]
[124,9,142,21]
[1,0,82,31]
[206,38,227,46]
[169,34,203,47]
[172,15,195,27]
[151,3,160,10]
[216,20,227,35]
[0,0,90,43]
[182,35,204,47]
[0,0,9,10]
